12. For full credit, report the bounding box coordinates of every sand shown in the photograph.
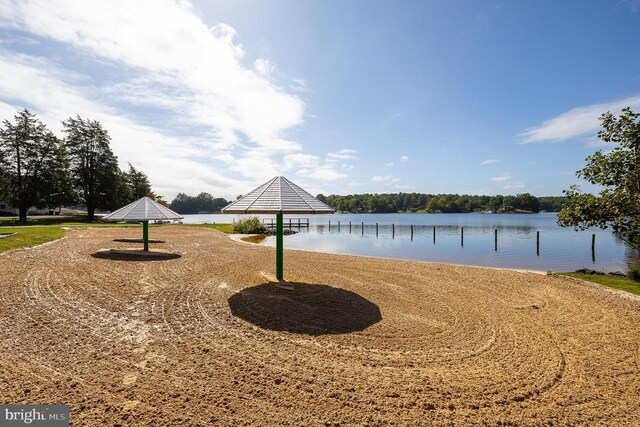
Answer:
[0,226,638,426]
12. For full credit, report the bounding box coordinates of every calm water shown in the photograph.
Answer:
[181,213,637,272]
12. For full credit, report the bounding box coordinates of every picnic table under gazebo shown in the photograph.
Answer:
[221,176,334,282]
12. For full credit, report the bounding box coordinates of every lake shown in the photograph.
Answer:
[181,213,637,272]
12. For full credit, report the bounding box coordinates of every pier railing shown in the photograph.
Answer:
[262,217,310,229]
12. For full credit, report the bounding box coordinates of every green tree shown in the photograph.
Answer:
[558,107,640,249]
[63,115,120,220]
[126,163,151,200]
[0,109,70,222]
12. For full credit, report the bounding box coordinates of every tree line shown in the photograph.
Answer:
[169,193,229,214]
[0,109,156,222]
[316,192,567,214]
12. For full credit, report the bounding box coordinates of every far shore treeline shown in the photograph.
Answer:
[316,193,565,214]
[167,192,566,215]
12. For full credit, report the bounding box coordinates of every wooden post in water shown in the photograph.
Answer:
[592,233,596,261]
[361,222,364,236]
[392,223,395,239]
[536,231,540,256]
[376,223,378,237]
[328,220,331,231]
[349,221,352,234]
[433,226,436,244]
[410,224,414,241]
[338,221,341,233]
[494,229,498,251]
[289,218,292,229]
[461,227,464,247]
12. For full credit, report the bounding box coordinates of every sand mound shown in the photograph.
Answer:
[0,226,638,426]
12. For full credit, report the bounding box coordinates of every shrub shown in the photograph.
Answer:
[233,217,267,234]
[629,265,640,282]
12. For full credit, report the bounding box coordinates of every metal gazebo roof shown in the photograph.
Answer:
[103,197,183,222]
[103,197,182,252]
[221,176,334,214]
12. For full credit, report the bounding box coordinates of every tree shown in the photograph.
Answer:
[146,191,169,206]
[126,163,151,200]
[0,109,70,222]
[63,115,120,220]
[558,107,640,249]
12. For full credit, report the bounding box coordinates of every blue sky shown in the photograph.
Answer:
[0,0,639,199]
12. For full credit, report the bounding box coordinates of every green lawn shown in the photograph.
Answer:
[559,273,640,296]
[182,223,234,234]
[0,215,182,229]
[0,227,67,254]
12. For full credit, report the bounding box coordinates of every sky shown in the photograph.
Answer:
[0,0,639,200]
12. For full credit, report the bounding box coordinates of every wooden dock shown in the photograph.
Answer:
[263,217,310,229]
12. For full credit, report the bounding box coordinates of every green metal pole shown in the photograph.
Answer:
[143,220,149,252]
[276,213,283,280]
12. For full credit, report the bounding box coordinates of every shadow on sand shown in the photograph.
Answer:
[113,238,166,243]
[228,282,382,335]
[92,249,181,261]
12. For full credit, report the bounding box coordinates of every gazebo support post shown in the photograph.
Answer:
[142,220,149,252]
[276,213,284,280]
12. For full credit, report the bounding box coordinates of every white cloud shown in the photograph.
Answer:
[327,148,358,161]
[282,152,351,181]
[386,161,395,167]
[481,159,498,165]
[290,78,308,92]
[283,153,321,170]
[254,58,276,75]
[296,168,347,181]
[0,52,249,197]
[0,0,352,198]
[518,95,640,144]
[490,173,526,191]
[490,174,512,182]
[400,155,409,162]
[503,182,525,190]
[372,175,394,182]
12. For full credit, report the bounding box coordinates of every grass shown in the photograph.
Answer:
[182,223,234,234]
[0,215,139,227]
[0,227,67,254]
[559,273,640,297]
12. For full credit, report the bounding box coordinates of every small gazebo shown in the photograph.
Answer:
[103,197,183,251]
[222,176,334,281]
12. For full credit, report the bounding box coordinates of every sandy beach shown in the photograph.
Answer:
[0,226,639,426]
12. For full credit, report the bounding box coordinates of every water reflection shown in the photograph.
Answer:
[182,213,638,272]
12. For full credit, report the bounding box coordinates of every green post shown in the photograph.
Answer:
[276,213,283,280]
[143,220,149,252]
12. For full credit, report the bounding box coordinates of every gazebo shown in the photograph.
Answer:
[103,197,183,251]
[221,176,334,281]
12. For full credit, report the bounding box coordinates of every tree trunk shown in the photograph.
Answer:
[87,203,95,221]
[18,205,28,223]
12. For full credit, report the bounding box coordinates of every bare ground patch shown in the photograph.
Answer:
[0,226,638,426]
